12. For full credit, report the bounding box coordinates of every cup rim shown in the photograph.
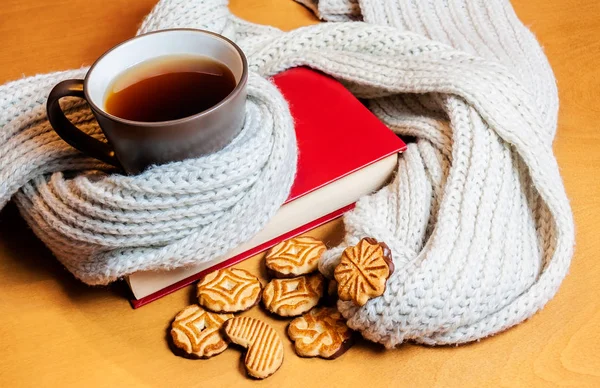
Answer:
[83,28,249,127]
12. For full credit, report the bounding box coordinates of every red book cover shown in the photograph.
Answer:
[129,67,406,308]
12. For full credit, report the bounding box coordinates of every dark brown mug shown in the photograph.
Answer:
[47,29,248,174]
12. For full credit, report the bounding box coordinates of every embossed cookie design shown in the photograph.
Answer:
[265,236,326,278]
[223,316,284,379]
[197,268,262,313]
[288,307,354,359]
[170,305,233,359]
[334,237,394,306]
[262,273,325,317]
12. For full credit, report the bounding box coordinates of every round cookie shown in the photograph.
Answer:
[262,273,325,317]
[265,236,326,278]
[170,305,233,359]
[288,307,354,359]
[197,268,262,313]
[223,316,284,379]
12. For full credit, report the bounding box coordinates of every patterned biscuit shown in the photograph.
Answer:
[265,236,326,278]
[170,305,233,359]
[334,238,394,306]
[262,273,325,317]
[197,268,262,313]
[222,316,284,379]
[288,307,354,359]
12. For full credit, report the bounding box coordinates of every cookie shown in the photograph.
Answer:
[197,268,262,313]
[170,305,233,359]
[262,273,325,317]
[334,237,394,306]
[222,316,284,379]
[265,236,326,278]
[288,307,354,359]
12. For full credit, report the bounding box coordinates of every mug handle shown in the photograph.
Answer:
[47,79,121,167]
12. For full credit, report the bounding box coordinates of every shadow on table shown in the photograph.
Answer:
[0,202,131,303]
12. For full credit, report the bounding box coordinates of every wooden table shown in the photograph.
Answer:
[1,1,599,386]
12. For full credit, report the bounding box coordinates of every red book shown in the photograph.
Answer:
[128,67,406,308]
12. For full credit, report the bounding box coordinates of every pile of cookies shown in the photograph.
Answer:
[168,236,394,379]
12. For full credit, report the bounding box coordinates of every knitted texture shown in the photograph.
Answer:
[0,0,574,347]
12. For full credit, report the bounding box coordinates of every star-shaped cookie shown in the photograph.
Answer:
[334,238,394,306]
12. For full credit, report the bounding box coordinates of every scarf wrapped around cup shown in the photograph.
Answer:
[0,0,574,347]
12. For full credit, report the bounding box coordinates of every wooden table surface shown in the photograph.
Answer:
[1,0,599,387]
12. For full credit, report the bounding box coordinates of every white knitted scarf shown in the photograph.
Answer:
[0,0,574,347]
